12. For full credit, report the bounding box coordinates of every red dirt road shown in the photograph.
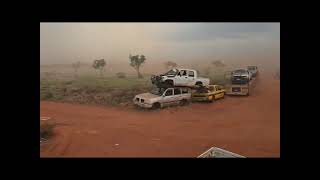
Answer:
[40,72,280,157]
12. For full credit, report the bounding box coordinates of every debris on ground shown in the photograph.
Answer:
[40,117,51,121]
[40,138,47,143]
[198,147,245,158]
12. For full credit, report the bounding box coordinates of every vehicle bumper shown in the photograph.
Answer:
[192,96,209,101]
[133,101,153,108]
[225,88,248,95]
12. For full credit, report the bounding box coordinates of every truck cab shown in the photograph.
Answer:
[231,69,251,84]
[151,68,210,87]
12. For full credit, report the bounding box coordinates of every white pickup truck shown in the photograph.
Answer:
[151,68,210,87]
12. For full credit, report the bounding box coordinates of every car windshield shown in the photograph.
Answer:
[234,69,247,74]
[150,87,165,96]
[164,69,178,76]
[248,67,255,70]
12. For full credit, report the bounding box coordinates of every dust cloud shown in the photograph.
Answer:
[40,23,280,74]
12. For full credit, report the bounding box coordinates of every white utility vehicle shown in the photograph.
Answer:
[133,87,192,109]
[151,69,210,87]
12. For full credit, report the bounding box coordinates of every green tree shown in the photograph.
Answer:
[211,60,225,68]
[92,59,106,77]
[129,54,146,78]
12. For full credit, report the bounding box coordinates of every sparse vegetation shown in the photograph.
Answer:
[198,61,229,85]
[211,60,226,68]
[72,61,81,77]
[164,61,177,70]
[40,74,152,106]
[92,59,106,77]
[129,54,146,78]
[116,72,126,78]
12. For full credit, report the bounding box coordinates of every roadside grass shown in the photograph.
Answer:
[40,74,153,106]
[40,68,232,106]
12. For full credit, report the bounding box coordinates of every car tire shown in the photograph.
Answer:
[195,82,203,86]
[180,99,188,106]
[152,102,161,109]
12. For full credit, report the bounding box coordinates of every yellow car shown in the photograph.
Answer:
[192,85,226,102]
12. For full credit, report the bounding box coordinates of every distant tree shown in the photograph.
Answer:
[211,60,226,68]
[92,59,106,77]
[211,60,226,74]
[72,61,81,77]
[129,54,146,78]
[164,61,177,70]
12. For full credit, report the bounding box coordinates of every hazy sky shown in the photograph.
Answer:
[40,23,280,65]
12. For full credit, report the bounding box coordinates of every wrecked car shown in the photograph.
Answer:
[192,85,226,102]
[151,68,210,87]
[133,87,192,109]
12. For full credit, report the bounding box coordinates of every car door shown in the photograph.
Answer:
[161,88,175,107]
[187,70,196,86]
[173,88,182,105]
[181,88,191,100]
[175,70,188,86]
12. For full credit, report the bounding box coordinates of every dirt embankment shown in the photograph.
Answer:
[40,70,280,157]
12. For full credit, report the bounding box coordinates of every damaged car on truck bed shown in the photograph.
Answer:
[151,68,210,88]
[192,85,226,102]
[133,87,192,109]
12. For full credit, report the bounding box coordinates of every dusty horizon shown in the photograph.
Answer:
[40,23,280,71]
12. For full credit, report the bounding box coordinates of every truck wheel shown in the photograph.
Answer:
[152,102,161,109]
[180,99,188,106]
[195,82,203,86]
[165,80,174,87]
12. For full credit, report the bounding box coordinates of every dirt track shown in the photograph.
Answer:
[40,71,280,157]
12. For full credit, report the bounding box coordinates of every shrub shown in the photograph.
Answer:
[116,72,126,78]
[44,92,53,99]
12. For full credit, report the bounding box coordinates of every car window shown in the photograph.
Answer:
[174,88,181,95]
[216,86,221,91]
[188,71,194,77]
[164,69,178,76]
[180,70,187,76]
[181,88,189,94]
[165,89,173,96]
[209,86,215,91]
